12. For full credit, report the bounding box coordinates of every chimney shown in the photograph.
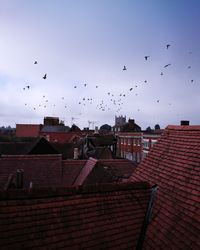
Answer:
[16,169,24,189]
[180,120,190,126]
[74,148,79,160]
[94,126,99,134]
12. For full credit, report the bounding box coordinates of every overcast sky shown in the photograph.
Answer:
[0,0,200,129]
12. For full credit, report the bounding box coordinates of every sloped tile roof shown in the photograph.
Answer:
[16,124,41,137]
[0,182,152,250]
[130,125,200,249]
[62,160,87,186]
[0,155,62,189]
[99,159,138,179]
[83,159,137,185]
[41,125,70,132]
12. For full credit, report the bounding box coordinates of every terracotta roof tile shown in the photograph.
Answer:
[0,182,152,249]
[130,125,200,249]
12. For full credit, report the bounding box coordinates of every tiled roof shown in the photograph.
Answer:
[62,160,87,186]
[0,182,152,250]
[41,125,70,133]
[16,124,41,137]
[40,132,80,143]
[0,155,62,189]
[99,159,138,180]
[130,125,200,249]
[86,146,113,159]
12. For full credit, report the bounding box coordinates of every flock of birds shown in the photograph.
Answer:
[22,43,195,121]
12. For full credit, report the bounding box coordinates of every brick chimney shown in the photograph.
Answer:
[180,120,190,126]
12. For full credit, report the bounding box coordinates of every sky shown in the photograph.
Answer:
[0,0,200,129]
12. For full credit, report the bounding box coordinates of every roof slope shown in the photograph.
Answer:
[0,182,152,250]
[130,125,200,249]
[0,155,62,189]
[83,159,137,185]
[0,137,59,155]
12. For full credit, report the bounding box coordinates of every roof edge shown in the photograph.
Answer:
[166,125,200,131]
[0,182,150,200]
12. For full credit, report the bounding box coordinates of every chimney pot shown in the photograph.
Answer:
[74,148,79,160]
[180,120,190,126]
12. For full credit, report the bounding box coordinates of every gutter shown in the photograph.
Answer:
[136,184,158,250]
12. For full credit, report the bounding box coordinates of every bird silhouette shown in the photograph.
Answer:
[96,85,98,88]
[164,64,171,68]
[188,66,191,69]
[123,66,127,70]
[23,87,25,90]
[191,80,194,83]
[26,86,30,89]
[130,88,133,91]
[43,74,47,79]
[84,84,87,87]
[157,100,160,103]
[160,72,164,76]
[166,44,171,49]
[144,80,147,83]
[34,61,38,64]
[145,56,150,60]
[74,86,77,88]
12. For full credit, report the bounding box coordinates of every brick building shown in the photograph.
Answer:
[117,132,143,163]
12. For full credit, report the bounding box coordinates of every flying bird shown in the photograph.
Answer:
[144,80,147,83]
[84,84,87,87]
[145,56,150,60]
[96,85,98,88]
[26,86,30,89]
[34,61,38,64]
[191,80,194,83]
[166,44,171,49]
[164,64,171,68]
[74,86,77,88]
[188,66,191,69]
[130,88,133,91]
[123,66,127,70]
[157,100,160,103]
[160,72,164,76]
[43,74,47,79]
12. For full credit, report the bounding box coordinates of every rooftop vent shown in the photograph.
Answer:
[180,120,190,126]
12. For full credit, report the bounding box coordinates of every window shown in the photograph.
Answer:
[143,139,149,149]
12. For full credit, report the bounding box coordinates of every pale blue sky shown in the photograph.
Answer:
[0,0,200,129]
